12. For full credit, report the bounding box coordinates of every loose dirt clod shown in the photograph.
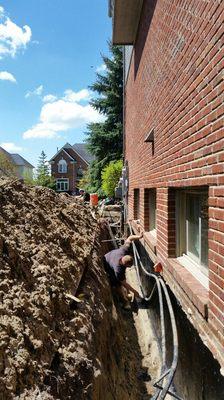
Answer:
[0,179,148,400]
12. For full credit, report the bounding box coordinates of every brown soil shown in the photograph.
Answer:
[0,179,152,400]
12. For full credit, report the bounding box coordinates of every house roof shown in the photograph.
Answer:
[0,146,12,159]
[50,142,94,165]
[0,147,34,169]
[72,143,95,164]
[11,154,34,169]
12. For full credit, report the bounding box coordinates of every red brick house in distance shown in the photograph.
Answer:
[110,0,224,397]
[50,143,94,194]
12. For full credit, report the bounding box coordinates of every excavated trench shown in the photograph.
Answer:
[0,179,160,400]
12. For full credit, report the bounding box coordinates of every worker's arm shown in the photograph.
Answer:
[120,280,141,298]
[125,232,143,245]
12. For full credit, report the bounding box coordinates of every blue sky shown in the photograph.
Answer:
[0,0,111,167]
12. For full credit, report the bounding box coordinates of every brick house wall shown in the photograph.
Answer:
[124,0,224,368]
[51,150,88,193]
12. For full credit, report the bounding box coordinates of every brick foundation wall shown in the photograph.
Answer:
[124,0,224,367]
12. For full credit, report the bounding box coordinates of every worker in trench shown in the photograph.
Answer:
[103,232,143,310]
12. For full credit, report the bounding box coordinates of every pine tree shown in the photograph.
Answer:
[36,151,55,188]
[86,44,123,192]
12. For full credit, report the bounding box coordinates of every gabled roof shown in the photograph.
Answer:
[49,145,76,162]
[11,154,34,169]
[0,146,12,160]
[72,143,95,164]
[0,147,34,169]
[50,142,94,165]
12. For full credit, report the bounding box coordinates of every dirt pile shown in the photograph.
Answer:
[0,179,144,400]
[0,178,100,398]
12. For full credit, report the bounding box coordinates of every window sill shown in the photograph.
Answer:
[177,255,209,290]
[166,258,209,319]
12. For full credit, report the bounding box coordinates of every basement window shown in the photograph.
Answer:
[176,189,208,287]
[144,189,156,237]
[133,189,140,220]
[56,179,69,192]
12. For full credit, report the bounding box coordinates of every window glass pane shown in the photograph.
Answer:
[187,195,200,260]
[149,190,156,230]
[200,196,208,267]
[134,189,140,219]
[58,160,67,173]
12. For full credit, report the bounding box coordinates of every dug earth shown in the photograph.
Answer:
[0,179,147,400]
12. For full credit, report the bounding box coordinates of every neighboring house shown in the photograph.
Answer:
[0,146,34,178]
[110,0,224,397]
[50,143,94,193]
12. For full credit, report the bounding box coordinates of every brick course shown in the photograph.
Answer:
[125,0,224,367]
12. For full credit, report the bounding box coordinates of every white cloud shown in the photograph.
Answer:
[0,142,22,152]
[23,124,58,139]
[23,89,104,139]
[0,71,16,82]
[63,88,91,103]
[42,94,57,103]
[0,7,32,59]
[96,63,107,73]
[25,84,43,98]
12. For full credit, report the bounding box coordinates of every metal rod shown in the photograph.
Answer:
[154,369,171,384]
[101,239,122,243]
[107,222,118,249]
[154,384,183,400]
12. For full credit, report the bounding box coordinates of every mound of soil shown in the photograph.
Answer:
[0,178,100,398]
[0,179,144,400]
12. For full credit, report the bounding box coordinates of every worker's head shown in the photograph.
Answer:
[121,255,133,268]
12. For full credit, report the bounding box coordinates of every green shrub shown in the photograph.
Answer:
[101,160,122,197]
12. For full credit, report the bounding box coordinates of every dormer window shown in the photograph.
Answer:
[58,159,67,173]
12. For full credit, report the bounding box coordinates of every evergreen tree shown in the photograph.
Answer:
[86,44,123,192]
[36,151,55,189]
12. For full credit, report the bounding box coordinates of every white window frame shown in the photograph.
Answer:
[149,189,156,237]
[56,178,69,191]
[176,189,208,287]
[58,159,67,173]
[134,188,140,220]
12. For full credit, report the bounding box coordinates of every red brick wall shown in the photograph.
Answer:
[125,0,224,358]
[51,150,88,193]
